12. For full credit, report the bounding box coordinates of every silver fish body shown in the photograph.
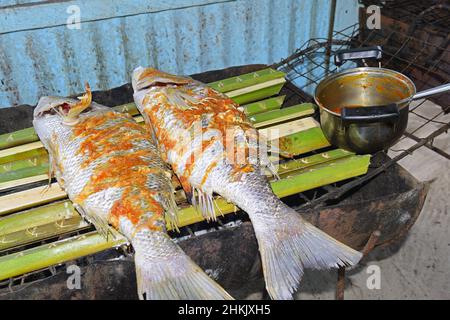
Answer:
[132,67,363,300]
[33,95,232,300]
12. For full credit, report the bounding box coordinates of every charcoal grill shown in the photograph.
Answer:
[0,2,448,300]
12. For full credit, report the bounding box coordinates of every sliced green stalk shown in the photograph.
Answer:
[0,174,49,192]
[208,68,285,93]
[279,127,331,155]
[0,127,39,150]
[273,149,354,177]
[242,95,285,116]
[0,230,127,281]
[0,163,49,184]
[0,217,89,252]
[0,200,87,253]
[0,183,66,216]
[251,103,316,128]
[272,155,371,197]
[229,81,285,105]
[0,154,48,175]
[0,201,75,236]
[0,144,47,165]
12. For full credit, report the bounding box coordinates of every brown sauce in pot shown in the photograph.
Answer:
[316,69,415,115]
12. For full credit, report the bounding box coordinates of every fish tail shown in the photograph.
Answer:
[132,230,233,300]
[250,203,362,300]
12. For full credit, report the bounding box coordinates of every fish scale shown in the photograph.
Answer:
[33,92,233,300]
[132,67,364,300]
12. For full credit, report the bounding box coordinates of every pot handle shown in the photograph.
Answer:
[341,104,400,124]
[334,46,383,67]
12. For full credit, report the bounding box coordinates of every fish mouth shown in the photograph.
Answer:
[34,96,80,118]
[132,66,191,92]
[34,83,93,125]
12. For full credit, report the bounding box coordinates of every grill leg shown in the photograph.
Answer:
[335,267,346,300]
[335,230,381,300]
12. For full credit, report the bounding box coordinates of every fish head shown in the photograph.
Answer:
[33,91,104,148]
[33,93,110,189]
[132,66,191,93]
[33,96,78,144]
[34,83,95,126]
[33,96,77,119]
[132,67,203,112]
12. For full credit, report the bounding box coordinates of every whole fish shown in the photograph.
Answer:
[33,86,233,300]
[132,67,363,300]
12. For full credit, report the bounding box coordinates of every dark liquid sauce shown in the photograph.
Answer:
[321,76,410,115]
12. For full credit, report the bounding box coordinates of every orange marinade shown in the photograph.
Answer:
[73,111,165,231]
[141,82,255,190]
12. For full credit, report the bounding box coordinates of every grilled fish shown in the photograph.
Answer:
[132,67,363,300]
[33,86,233,300]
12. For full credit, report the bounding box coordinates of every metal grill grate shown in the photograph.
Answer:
[270,11,450,209]
[1,3,448,294]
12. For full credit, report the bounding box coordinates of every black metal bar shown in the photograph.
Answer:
[325,0,337,75]
[403,131,450,160]
[409,110,447,125]
[301,121,450,210]
[406,109,446,141]
[272,14,450,211]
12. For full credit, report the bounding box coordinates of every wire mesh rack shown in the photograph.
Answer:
[270,7,450,210]
[2,3,449,295]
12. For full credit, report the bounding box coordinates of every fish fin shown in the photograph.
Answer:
[164,87,201,111]
[40,155,55,195]
[180,180,218,221]
[250,132,280,180]
[132,230,233,300]
[74,204,114,240]
[159,189,180,232]
[263,160,280,180]
[47,154,55,185]
[193,187,217,221]
[252,203,362,300]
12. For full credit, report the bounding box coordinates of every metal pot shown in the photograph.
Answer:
[314,47,450,154]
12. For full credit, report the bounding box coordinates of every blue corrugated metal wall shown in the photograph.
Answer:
[0,0,358,107]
